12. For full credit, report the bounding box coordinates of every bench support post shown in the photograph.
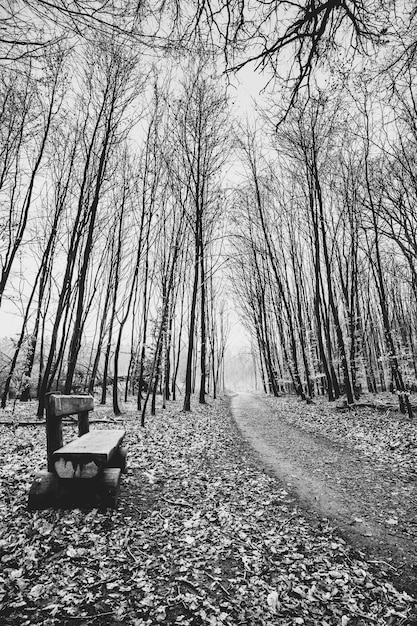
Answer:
[78,411,90,436]
[46,394,63,472]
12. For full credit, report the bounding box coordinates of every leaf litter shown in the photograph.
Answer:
[0,396,415,625]
[262,394,417,482]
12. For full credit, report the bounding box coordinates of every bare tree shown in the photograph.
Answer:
[0,54,64,306]
[169,61,230,411]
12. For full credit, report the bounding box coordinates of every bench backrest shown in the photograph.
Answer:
[46,394,94,472]
[48,394,94,418]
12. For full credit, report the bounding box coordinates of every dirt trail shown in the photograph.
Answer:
[230,392,417,593]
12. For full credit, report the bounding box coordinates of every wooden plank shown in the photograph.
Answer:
[28,469,122,509]
[55,429,125,456]
[53,429,125,479]
[49,394,94,418]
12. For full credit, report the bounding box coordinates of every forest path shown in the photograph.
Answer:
[230,392,417,593]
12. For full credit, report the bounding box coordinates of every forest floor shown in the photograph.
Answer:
[231,393,417,595]
[0,394,416,625]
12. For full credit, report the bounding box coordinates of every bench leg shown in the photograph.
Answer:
[109,447,128,474]
[100,468,122,508]
[28,472,60,510]
[28,469,122,510]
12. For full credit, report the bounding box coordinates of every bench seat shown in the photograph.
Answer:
[53,429,125,479]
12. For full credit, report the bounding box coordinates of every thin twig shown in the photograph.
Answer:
[161,496,193,508]
[0,421,45,426]
[354,611,378,623]
[63,611,114,621]
[127,546,139,562]
[369,559,398,572]
[90,577,119,589]
[276,514,297,534]
[175,577,203,598]
[206,572,231,596]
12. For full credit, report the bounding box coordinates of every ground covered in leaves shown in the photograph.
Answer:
[263,393,417,484]
[0,396,416,625]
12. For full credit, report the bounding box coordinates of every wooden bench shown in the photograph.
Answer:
[28,394,127,510]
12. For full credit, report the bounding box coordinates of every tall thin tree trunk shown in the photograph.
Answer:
[183,234,200,412]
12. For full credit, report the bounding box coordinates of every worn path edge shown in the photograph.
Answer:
[229,391,417,594]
